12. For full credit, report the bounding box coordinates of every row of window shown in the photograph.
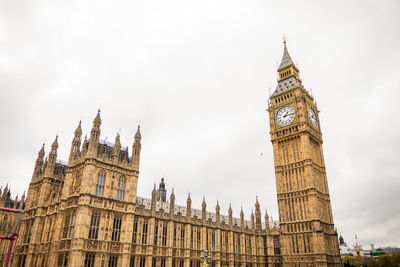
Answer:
[132,219,262,254]
[84,253,118,267]
[95,172,126,201]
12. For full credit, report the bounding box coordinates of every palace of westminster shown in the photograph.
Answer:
[0,41,341,267]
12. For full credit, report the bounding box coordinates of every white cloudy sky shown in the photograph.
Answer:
[1,0,399,248]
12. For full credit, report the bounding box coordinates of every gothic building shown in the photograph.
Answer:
[4,41,340,267]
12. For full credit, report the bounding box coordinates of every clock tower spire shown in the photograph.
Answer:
[268,40,340,267]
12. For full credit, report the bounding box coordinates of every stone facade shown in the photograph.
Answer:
[267,40,340,267]
[1,41,340,267]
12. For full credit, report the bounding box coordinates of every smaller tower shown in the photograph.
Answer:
[264,210,270,231]
[34,144,45,176]
[151,184,157,212]
[156,178,167,202]
[69,121,82,162]
[112,133,121,162]
[228,204,233,225]
[186,193,191,220]
[202,197,206,222]
[88,110,101,156]
[169,189,175,218]
[45,136,58,176]
[131,126,141,169]
[251,210,255,229]
[240,207,244,228]
[255,196,262,230]
[216,201,220,224]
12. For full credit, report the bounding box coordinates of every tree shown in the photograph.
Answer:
[378,255,392,267]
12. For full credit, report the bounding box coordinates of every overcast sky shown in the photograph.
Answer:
[1,0,399,248]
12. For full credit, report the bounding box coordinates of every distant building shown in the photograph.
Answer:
[338,235,353,256]
[156,178,167,203]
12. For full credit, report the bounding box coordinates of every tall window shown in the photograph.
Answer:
[237,235,241,254]
[248,237,252,254]
[191,229,193,249]
[139,257,146,267]
[111,215,122,242]
[161,258,166,267]
[197,230,201,250]
[84,254,95,267]
[162,222,167,246]
[173,226,177,247]
[116,177,126,200]
[180,228,185,248]
[58,252,69,267]
[47,218,53,242]
[132,220,138,243]
[109,255,118,267]
[225,233,228,252]
[142,220,148,244]
[206,230,209,250]
[62,212,75,239]
[88,213,100,239]
[25,220,33,244]
[154,222,158,245]
[212,231,215,251]
[95,172,106,196]
[273,236,280,255]
[130,256,135,267]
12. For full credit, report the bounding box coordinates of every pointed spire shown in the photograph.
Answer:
[278,36,298,72]
[51,135,58,150]
[202,196,206,209]
[170,188,175,200]
[75,120,82,135]
[228,203,232,215]
[94,109,101,124]
[39,143,45,157]
[255,195,260,209]
[113,133,121,159]
[134,125,141,141]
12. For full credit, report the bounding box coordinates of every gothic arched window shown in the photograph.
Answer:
[116,176,126,201]
[95,172,106,197]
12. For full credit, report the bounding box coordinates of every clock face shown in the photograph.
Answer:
[308,106,318,127]
[276,106,295,127]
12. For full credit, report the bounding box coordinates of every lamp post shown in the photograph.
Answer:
[200,250,212,267]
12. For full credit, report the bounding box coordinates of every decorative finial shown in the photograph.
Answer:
[283,34,287,45]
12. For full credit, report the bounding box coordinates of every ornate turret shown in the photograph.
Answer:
[81,135,88,156]
[202,197,206,222]
[169,189,175,217]
[34,143,45,175]
[131,125,141,169]
[88,110,101,156]
[255,196,261,230]
[240,207,244,227]
[264,210,270,231]
[228,204,233,225]
[112,133,121,161]
[216,201,220,224]
[186,193,191,219]
[69,121,82,161]
[251,210,255,229]
[156,177,167,202]
[45,136,58,176]
[151,184,157,211]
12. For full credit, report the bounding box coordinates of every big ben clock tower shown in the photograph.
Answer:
[268,39,340,267]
